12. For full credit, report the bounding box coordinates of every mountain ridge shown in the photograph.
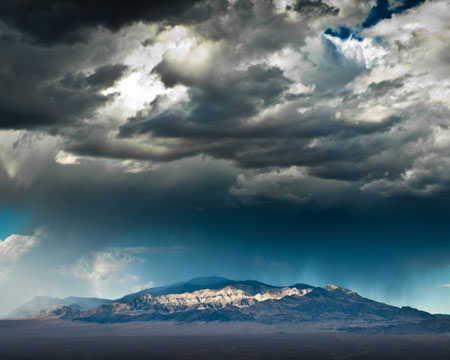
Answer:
[8,276,449,334]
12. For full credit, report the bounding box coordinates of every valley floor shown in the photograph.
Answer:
[0,320,449,360]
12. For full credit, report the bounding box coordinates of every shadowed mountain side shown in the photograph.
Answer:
[49,278,435,331]
[10,277,445,333]
[223,288,432,323]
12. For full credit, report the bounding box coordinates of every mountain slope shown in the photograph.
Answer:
[56,278,435,331]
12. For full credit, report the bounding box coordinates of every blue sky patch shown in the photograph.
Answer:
[0,206,31,239]
[363,0,426,28]
[324,26,363,41]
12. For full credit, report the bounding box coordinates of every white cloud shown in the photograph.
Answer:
[438,284,450,288]
[230,166,310,203]
[230,165,354,205]
[0,231,40,293]
[0,233,36,261]
[356,104,394,124]
[116,160,157,174]
[54,150,81,165]
[73,250,137,282]
[68,249,140,298]
[0,130,59,186]
[324,34,387,69]
[67,246,182,298]
[365,1,450,40]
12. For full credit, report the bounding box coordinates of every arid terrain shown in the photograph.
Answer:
[0,319,449,360]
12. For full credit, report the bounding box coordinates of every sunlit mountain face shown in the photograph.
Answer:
[11,276,448,334]
[0,0,449,321]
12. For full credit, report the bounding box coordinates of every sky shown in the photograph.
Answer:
[0,0,449,315]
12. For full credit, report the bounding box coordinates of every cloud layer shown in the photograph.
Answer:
[0,0,446,204]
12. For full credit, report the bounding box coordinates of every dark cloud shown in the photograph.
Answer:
[0,0,447,237]
[60,64,129,92]
[120,64,292,136]
[0,0,439,201]
[0,0,206,45]
[113,32,398,172]
[367,77,406,96]
[0,20,124,130]
[293,0,340,17]
[203,0,326,52]
[0,57,127,130]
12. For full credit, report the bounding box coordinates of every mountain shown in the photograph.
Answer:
[47,277,442,333]
[119,277,315,301]
[11,277,448,333]
[117,276,234,302]
[8,296,112,318]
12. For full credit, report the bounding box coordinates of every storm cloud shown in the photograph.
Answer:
[0,0,207,45]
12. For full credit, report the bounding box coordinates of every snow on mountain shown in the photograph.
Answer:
[324,283,355,295]
[12,277,438,332]
[66,278,435,328]
[117,276,235,302]
[143,286,311,310]
[86,285,314,316]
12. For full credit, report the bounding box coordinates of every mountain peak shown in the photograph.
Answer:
[52,278,434,328]
[10,277,439,332]
[324,284,339,291]
[324,284,355,295]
